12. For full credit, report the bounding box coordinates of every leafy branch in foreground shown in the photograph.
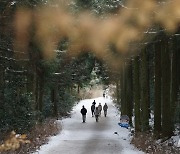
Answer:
[0,131,30,152]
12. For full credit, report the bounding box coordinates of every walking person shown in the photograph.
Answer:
[92,100,96,106]
[94,107,100,122]
[103,91,105,98]
[103,103,108,117]
[80,105,87,123]
[98,103,102,116]
[91,103,95,117]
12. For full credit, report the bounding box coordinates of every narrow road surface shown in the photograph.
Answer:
[36,97,143,154]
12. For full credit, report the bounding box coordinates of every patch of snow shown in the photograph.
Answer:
[11,1,16,5]
[172,136,180,147]
[177,138,180,147]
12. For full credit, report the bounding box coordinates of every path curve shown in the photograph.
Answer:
[35,97,143,154]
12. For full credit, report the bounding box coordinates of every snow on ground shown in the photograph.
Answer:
[34,97,144,154]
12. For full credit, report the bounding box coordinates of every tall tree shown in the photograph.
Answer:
[120,61,126,115]
[161,35,173,137]
[170,36,179,131]
[126,60,133,125]
[154,41,162,136]
[116,79,120,105]
[51,86,58,118]
[0,65,4,106]
[133,56,141,132]
[141,48,150,131]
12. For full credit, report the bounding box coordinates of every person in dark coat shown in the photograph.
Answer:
[91,103,95,117]
[92,100,96,106]
[81,105,87,123]
[103,91,105,98]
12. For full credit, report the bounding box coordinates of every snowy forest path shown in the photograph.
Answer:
[35,97,143,154]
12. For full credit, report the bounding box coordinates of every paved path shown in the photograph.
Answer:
[36,97,143,154]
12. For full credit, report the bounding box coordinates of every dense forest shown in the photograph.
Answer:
[0,0,111,138]
[0,0,180,153]
[115,34,180,137]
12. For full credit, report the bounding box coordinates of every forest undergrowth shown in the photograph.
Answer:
[0,118,61,154]
[131,132,180,154]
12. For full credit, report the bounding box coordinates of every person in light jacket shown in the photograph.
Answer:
[98,103,102,116]
[94,107,100,122]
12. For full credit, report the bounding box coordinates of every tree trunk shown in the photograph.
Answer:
[154,41,162,136]
[170,36,178,131]
[26,64,37,109]
[35,71,39,111]
[121,62,127,115]
[120,63,124,115]
[141,49,150,131]
[51,86,58,118]
[133,56,141,132]
[77,84,80,94]
[147,49,151,119]
[0,65,4,109]
[126,61,133,125]
[38,74,44,112]
[116,79,120,105]
[161,36,173,137]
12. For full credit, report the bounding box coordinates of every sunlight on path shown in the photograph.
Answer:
[35,96,144,154]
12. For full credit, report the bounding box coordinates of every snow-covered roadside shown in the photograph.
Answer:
[34,97,144,154]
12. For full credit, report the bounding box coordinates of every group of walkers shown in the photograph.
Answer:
[80,100,108,123]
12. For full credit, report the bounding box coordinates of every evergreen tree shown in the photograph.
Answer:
[170,36,179,131]
[133,56,141,132]
[120,61,126,115]
[141,48,150,131]
[161,35,173,137]
[154,41,162,136]
[126,60,133,125]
